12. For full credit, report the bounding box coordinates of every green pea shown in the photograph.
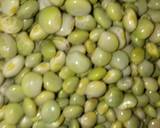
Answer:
[58,90,69,98]
[23,18,33,30]
[88,67,106,81]
[117,77,133,91]
[3,55,24,78]
[134,107,145,120]
[43,71,62,92]
[40,39,56,61]
[135,0,147,16]
[111,121,122,128]
[143,77,158,92]
[75,15,96,31]
[97,100,109,115]
[91,47,112,66]
[138,60,154,77]
[105,87,123,107]
[105,108,116,122]
[133,18,154,39]
[115,109,132,122]
[132,77,144,96]
[146,43,159,58]
[0,33,17,59]
[49,0,64,7]
[35,91,55,106]
[0,121,16,128]
[29,23,47,41]
[76,78,89,96]
[148,0,160,9]
[144,105,157,118]
[22,72,42,98]
[148,9,160,23]
[64,0,91,16]
[41,100,61,123]
[0,15,23,34]
[6,85,24,102]
[63,105,83,119]
[70,93,85,106]
[56,13,75,36]
[69,45,86,54]
[66,51,91,74]
[110,50,129,70]
[57,98,69,109]
[18,116,33,128]
[136,94,149,107]
[106,2,123,21]
[59,66,75,80]
[89,28,104,42]
[33,62,50,74]
[103,69,122,84]
[149,24,160,44]
[32,121,46,128]
[131,48,145,64]
[85,99,98,112]
[16,32,34,56]
[124,116,139,128]
[63,76,79,94]
[38,7,62,33]
[122,66,131,77]
[146,91,160,106]
[131,32,145,47]
[98,31,119,52]
[25,53,42,68]
[118,93,137,109]
[85,39,96,54]
[85,81,106,98]
[17,0,38,19]
[148,119,160,128]
[93,7,112,29]
[80,112,97,128]
[67,29,89,45]
[23,98,37,118]
[0,94,4,108]
[4,103,24,125]
[69,119,80,128]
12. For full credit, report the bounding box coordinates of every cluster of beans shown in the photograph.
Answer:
[0,0,160,128]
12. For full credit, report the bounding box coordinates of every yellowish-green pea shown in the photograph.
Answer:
[41,100,61,123]
[16,32,34,56]
[148,0,160,10]
[117,77,133,91]
[29,23,47,41]
[33,62,50,74]
[132,77,144,96]
[148,9,160,23]
[66,51,91,74]
[6,85,24,102]
[18,116,33,128]
[23,18,33,30]
[63,105,83,119]
[138,60,154,77]
[64,0,91,16]
[124,116,139,128]
[106,2,123,21]
[144,105,157,118]
[103,69,122,84]
[88,67,106,81]
[123,8,137,32]
[49,0,64,6]
[118,93,137,109]
[111,121,122,128]
[85,39,96,54]
[135,0,147,16]
[148,119,160,128]
[146,91,160,106]
[59,66,75,80]
[89,28,104,42]
[70,93,85,106]
[4,103,24,125]
[115,109,132,122]
[149,24,160,44]
[109,26,126,49]
[97,100,109,115]
[105,108,116,122]
[80,112,97,128]
[75,15,96,31]
[63,76,79,94]
[57,98,69,109]
[130,48,144,64]
[50,51,66,72]
[131,32,145,47]
[110,50,129,70]
[52,36,70,52]
[98,31,119,53]
[3,55,24,78]
[0,94,4,108]
[40,39,56,61]
[134,107,145,120]
[22,72,42,98]
[122,44,133,58]
[85,81,106,98]
[91,47,112,66]
[35,91,55,106]
[0,72,4,86]
[0,15,23,34]
[93,7,112,29]
[130,63,138,76]
[23,98,37,118]
[32,121,46,128]
[136,94,149,107]
[105,87,123,107]
[69,45,86,54]
[122,66,131,77]
[143,77,158,92]
[67,29,89,45]
[43,71,62,92]
[76,78,89,96]
[0,0,19,16]
[133,18,154,39]
[38,7,62,33]
[17,0,38,19]
[146,43,159,58]
[0,33,17,59]
[84,99,98,112]
[69,119,80,128]
[0,121,16,128]
[103,121,112,128]
[58,90,69,98]
[56,13,75,36]
[25,53,42,68]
